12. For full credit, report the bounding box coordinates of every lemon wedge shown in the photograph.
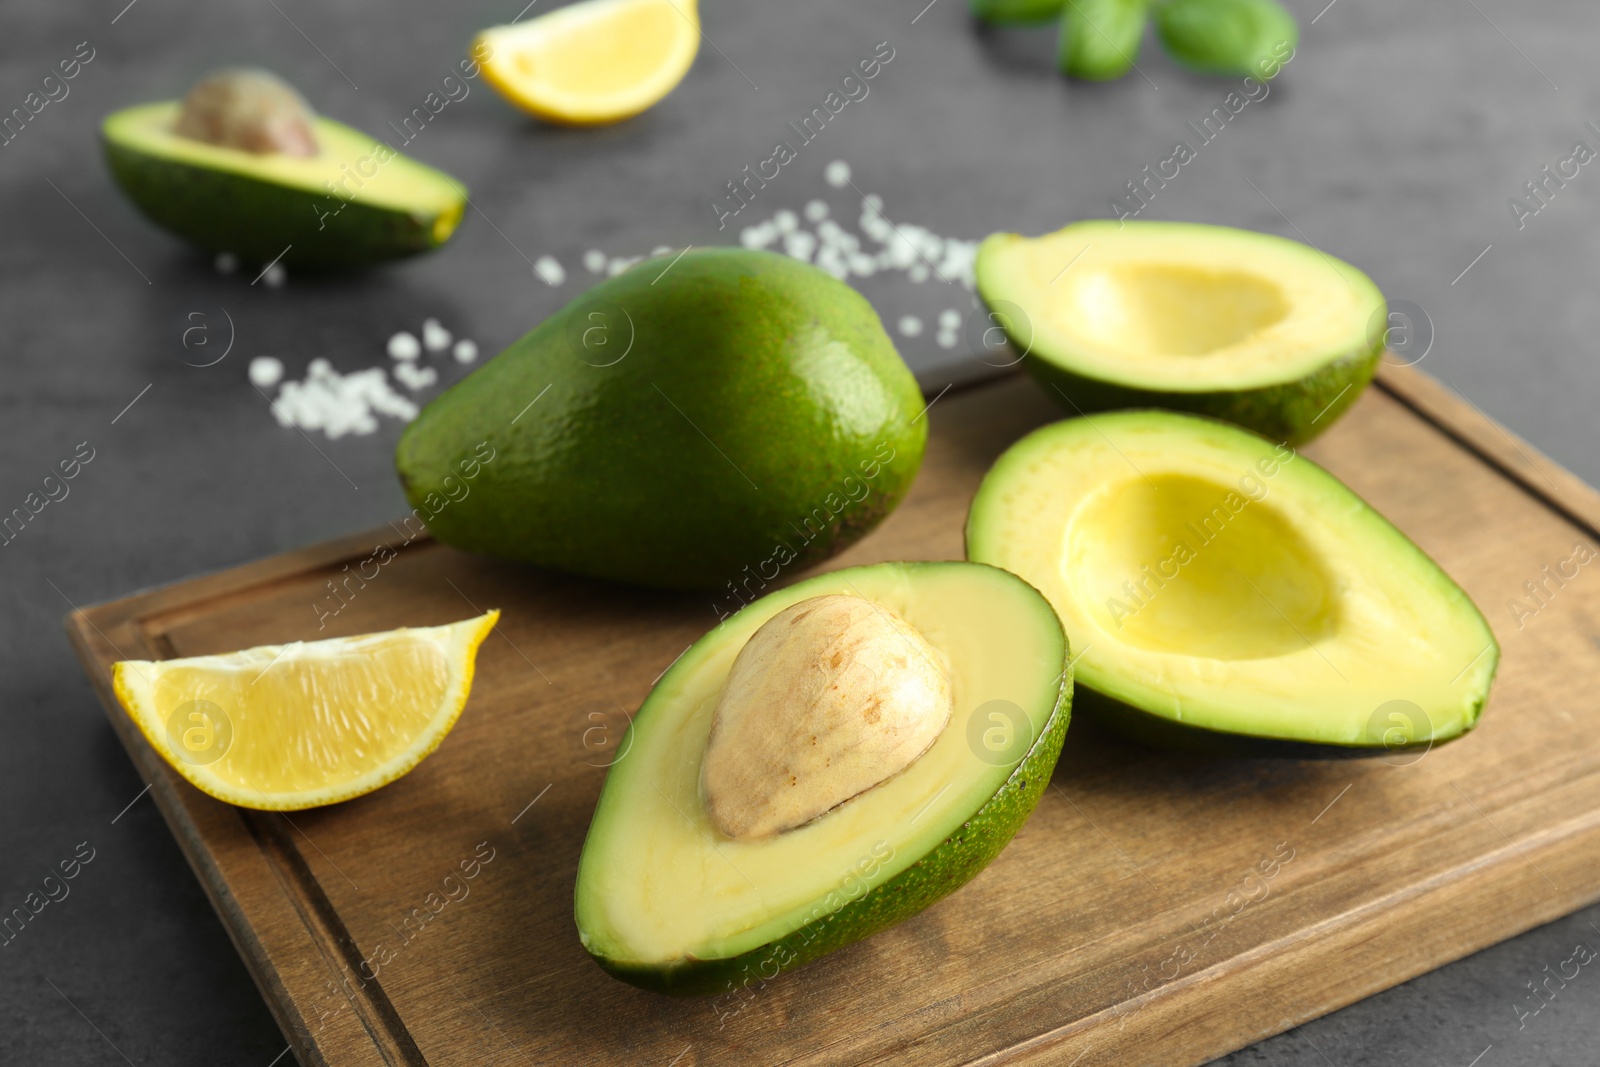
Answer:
[112,611,498,811]
[475,0,700,125]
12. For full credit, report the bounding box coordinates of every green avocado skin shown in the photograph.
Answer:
[594,650,1073,997]
[1020,335,1381,446]
[102,138,459,268]
[1074,684,1486,759]
[396,248,928,590]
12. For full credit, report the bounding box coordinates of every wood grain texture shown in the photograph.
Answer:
[65,365,1600,1067]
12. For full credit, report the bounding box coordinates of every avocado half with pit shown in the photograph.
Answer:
[975,221,1387,444]
[103,89,465,268]
[966,411,1497,755]
[575,560,1071,995]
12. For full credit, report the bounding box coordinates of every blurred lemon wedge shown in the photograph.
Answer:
[112,611,498,811]
[475,0,700,125]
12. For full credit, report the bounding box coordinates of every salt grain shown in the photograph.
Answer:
[740,222,777,249]
[214,252,238,275]
[939,309,963,330]
[824,160,851,188]
[883,233,917,269]
[897,315,923,337]
[269,362,418,439]
[261,263,287,288]
[422,318,452,353]
[452,339,479,364]
[804,199,829,223]
[860,210,893,244]
[816,247,850,279]
[534,255,566,286]
[387,332,422,361]
[782,230,817,263]
[394,361,438,391]
[248,356,284,389]
[583,250,607,273]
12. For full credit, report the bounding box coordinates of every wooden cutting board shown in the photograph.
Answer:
[66,364,1600,1067]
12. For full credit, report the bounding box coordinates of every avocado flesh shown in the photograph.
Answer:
[575,561,1071,995]
[966,411,1497,754]
[103,102,465,267]
[396,248,927,590]
[976,221,1386,444]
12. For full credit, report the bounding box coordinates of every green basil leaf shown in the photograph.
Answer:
[1154,0,1299,78]
[1059,0,1150,80]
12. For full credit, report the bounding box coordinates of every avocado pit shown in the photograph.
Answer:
[173,69,319,157]
[701,594,953,840]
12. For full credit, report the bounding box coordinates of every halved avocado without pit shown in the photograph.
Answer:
[575,561,1071,995]
[976,221,1387,444]
[103,90,466,268]
[966,410,1498,756]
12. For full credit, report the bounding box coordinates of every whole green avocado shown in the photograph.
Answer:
[395,248,928,590]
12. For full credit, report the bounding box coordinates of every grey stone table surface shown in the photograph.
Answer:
[3,0,1598,1063]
